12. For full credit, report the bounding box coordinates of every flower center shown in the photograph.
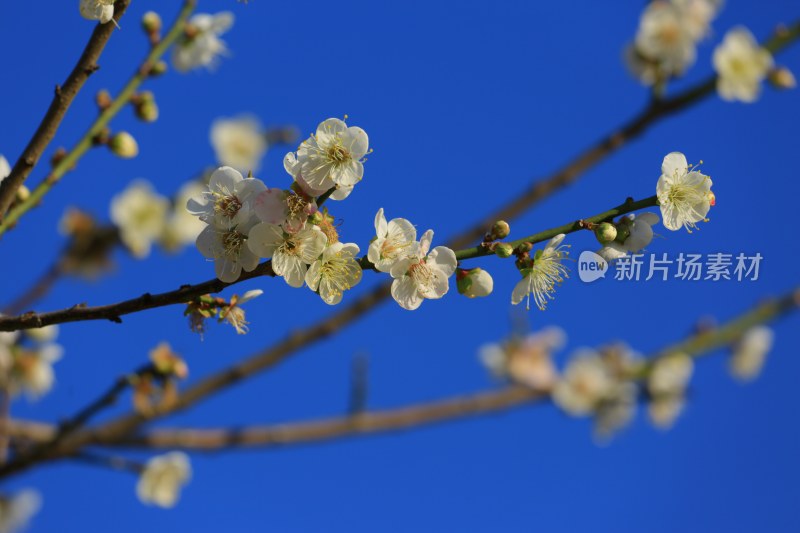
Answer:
[327,143,350,164]
[409,260,435,290]
[222,230,246,258]
[214,195,242,220]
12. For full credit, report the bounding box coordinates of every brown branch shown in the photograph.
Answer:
[0,1,131,220]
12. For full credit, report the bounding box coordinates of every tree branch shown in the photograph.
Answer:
[0,0,132,220]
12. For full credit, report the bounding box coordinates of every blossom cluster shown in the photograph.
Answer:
[0,325,62,401]
[480,323,775,441]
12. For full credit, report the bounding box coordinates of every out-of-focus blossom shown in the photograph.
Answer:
[210,116,268,172]
[713,27,774,103]
[137,452,192,509]
[479,327,565,390]
[173,12,234,72]
[0,490,41,533]
[111,180,170,258]
[79,0,114,24]
[729,325,773,381]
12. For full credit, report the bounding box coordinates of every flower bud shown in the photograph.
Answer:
[516,241,532,254]
[108,132,139,159]
[456,268,494,298]
[149,61,168,77]
[494,243,514,258]
[594,222,618,244]
[95,89,112,110]
[15,185,30,202]
[769,67,796,90]
[141,11,162,35]
[490,220,510,240]
[135,100,159,123]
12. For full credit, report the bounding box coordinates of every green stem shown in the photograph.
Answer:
[0,1,196,236]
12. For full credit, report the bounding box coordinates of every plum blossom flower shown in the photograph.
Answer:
[210,116,268,172]
[110,180,170,258]
[252,188,316,234]
[634,1,697,77]
[195,218,260,283]
[672,0,723,40]
[247,223,327,287]
[552,349,616,416]
[296,118,369,192]
[597,213,660,262]
[456,267,494,298]
[187,167,266,229]
[594,382,638,442]
[284,152,354,201]
[729,325,773,381]
[656,152,714,232]
[3,343,63,401]
[79,0,114,24]
[713,27,774,103]
[173,12,234,73]
[647,352,693,429]
[479,327,565,390]
[389,230,457,311]
[0,490,41,533]
[305,242,363,305]
[137,452,192,509]
[219,289,263,334]
[511,234,570,311]
[367,209,417,273]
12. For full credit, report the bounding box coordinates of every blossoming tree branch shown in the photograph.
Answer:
[0,0,797,528]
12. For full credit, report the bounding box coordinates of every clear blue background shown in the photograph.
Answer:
[1,1,799,531]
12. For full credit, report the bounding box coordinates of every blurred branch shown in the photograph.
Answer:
[0,195,659,331]
[0,0,132,220]
[0,0,197,237]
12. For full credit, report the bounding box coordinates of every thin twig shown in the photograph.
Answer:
[0,0,132,220]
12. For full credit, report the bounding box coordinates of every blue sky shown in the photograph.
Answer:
[1,1,799,531]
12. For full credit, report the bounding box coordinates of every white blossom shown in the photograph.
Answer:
[247,223,327,287]
[4,343,63,401]
[79,0,114,24]
[252,187,316,234]
[648,353,693,397]
[0,490,41,533]
[187,167,266,230]
[195,218,260,283]
[729,325,773,381]
[296,118,369,192]
[597,213,660,262]
[160,181,208,252]
[210,116,268,172]
[220,290,263,334]
[23,325,58,344]
[594,382,638,442]
[552,349,615,416]
[173,12,234,73]
[284,151,354,201]
[389,230,457,311]
[634,1,697,77]
[458,268,494,298]
[137,452,192,509]
[511,234,569,311]
[110,180,169,258]
[656,152,713,232]
[479,327,565,390]
[648,395,686,429]
[713,27,774,103]
[367,208,418,273]
[305,242,363,305]
[672,0,723,40]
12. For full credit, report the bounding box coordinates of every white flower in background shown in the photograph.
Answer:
[552,349,615,416]
[634,1,697,76]
[110,180,170,258]
[594,382,638,442]
[511,234,569,311]
[247,223,327,287]
[305,242,363,305]
[457,267,494,298]
[367,209,418,273]
[219,289,263,334]
[648,353,693,397]
[195,218,260,283]
[624,44,661,85]
[173,12,234,73]
[597,213,660,262]
[160,181,208,252]
[210,116,268,172]
[656,152,713,232]
[0,155,9,181]
[296,118,369,192]
[713,27,774,103]
[23,325,58,344]
[79,0,114,24]
[0,490,41,533]
[647,353,693,429]
[252,188,316,234]
[187,167,266,229]
[479,326,565,390]
[672,0,723,40]
[137,452,192,509]
[6,343,63,400]
[389,230,457,311]
[729,325,774,381]
[284,152,354,201]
